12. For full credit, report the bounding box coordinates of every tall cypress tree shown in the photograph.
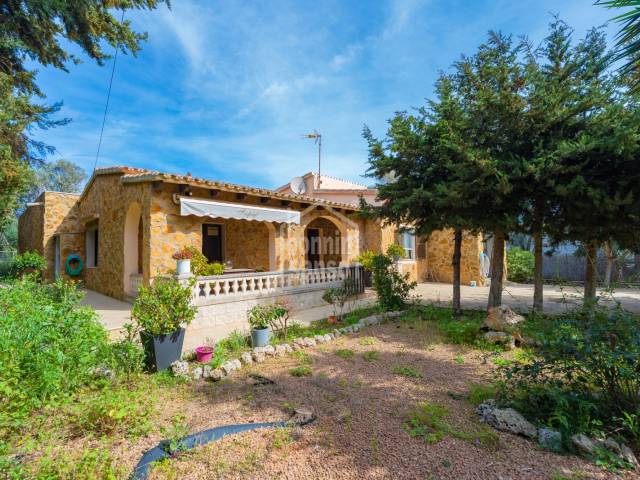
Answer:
[363,75,481,314]
[520,21,614,310]
[450,32,530,309]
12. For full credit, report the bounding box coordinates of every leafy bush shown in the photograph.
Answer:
[356,250,376,271]
[9,251,45,278]
[65,385,154,437]
[132,278,196,335]
[185,246,224,276]
[506,247,534,283]
[322,285,350,319]
[0,279,111,428]
[501,305,640,449]
[370,246,416,311]
[218,330,248,354]
[290,366,312,377]
[247,303,288,331]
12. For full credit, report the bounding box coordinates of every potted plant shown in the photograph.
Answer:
[247,304,271,347]
[195,345,214,363]
[172,248,193,275]
[132,278,197,372]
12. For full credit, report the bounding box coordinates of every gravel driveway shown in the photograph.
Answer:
[132,321,634,480]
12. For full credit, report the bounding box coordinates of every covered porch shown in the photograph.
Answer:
[123,186,364,297]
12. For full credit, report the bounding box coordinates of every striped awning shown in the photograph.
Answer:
[180,197,300,224]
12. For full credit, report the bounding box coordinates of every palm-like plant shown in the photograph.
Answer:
[597,0,640,90]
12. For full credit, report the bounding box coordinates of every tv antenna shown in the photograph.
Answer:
[301,130,322,188]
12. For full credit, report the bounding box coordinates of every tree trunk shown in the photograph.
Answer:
[603,240,614,288]
[533,230,544,312]
[487,230,506,309]
[452,228,462,316]
[584,240,598,302]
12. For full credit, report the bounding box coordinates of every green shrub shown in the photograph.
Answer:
[66,385,154,437]
[132,278,196,335]
[185,246,224,276]
[393,365,422,378]
[468,383,498,405]
[370,246,416,311]
[436,314,483,345]
[362,350,380,362]
[207,344,228,368]
[9,251,45,278]
[356,250,376,271]
[506,247,534,283]
[0,279,112,429]
[34,447,125,480]
[404,401,498,448]
[218,330,248,354]
[290,366,312,377]
[500,305,640,449]
[335,349,355,359]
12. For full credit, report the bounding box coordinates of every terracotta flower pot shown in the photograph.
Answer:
[327,314,338,325]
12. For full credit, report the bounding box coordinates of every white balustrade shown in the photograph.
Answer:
[190,266,363,306]
[129,273,143,296]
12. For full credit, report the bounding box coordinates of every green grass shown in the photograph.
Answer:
[218,330,249,354]
[392,365,422,378]
[362,350,380,362]
[292,350,312,365]
[335,349,355,359]
[290,366,312,377]
[400,304,485,346]
[359,336,376,345]
[454,355,465,364]
[467,383,497,405]
[404,401,499,449]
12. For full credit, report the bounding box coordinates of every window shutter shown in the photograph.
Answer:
[417,242,426,260]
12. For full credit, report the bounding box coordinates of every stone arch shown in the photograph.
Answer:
[302,214,347,268]
[123,202,142,295]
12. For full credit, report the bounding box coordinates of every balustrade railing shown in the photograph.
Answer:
[191,265,364,306]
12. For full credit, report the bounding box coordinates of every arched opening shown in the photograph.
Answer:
[304,217,343,269]
[124,202,142,296]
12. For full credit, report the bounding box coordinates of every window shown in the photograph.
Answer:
[86,222,99,267]
[398,229,416,260]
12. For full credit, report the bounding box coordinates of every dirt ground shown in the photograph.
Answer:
[103,320,638,480]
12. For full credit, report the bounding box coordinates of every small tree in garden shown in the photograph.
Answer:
[132,278,196,336]
[366,246,416,311]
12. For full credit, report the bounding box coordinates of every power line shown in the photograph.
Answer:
[93,9,125,174]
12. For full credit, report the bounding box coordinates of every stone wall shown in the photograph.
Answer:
[17,199,44,256]
[183,288,353,350]
[74,173,153,299]
[426,229,484,286]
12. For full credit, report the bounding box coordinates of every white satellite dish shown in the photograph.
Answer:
[290,176,307,195]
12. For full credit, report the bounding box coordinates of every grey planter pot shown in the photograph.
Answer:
[140,328,185,372]
[251,327,271,347]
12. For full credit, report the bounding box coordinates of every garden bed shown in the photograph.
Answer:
[5,306,633,479]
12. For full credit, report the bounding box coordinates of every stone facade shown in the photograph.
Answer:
[426,229,484,286]
[18,166,485,301]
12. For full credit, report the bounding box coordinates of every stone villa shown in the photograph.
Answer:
[18,166,484,345]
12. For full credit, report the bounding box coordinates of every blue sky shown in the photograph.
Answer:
[33,0,617,189]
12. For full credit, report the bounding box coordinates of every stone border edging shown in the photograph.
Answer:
[171,311,403,381]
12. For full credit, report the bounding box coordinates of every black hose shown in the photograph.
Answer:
[130,413,315,480]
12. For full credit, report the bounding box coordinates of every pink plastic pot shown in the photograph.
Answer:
[195,345,214,363]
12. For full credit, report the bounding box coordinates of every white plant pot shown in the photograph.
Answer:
[176,259,191,275]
